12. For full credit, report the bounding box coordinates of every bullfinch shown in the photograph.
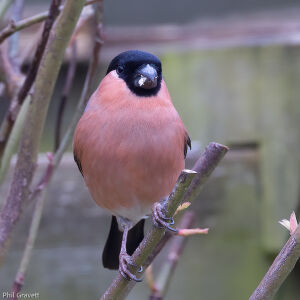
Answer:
[73,50,191,281]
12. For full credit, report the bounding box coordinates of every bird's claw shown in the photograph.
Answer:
[138,265,143,273]
[152,202,177,232]
[119,252,142,282]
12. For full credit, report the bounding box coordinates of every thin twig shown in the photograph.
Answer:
[28,153,54,202]
[0,11,46,44]
[101,142,228,300]
[11,153,54,298]
[11,188,47,299]
[0,0,86,265]
[54,41,77,151]
[11,154,53,298]
[0,0,62,160]
[149,211,196,300]
[0,0,100,44]
[249,224,300,300]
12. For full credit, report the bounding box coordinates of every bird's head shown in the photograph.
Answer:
[106,50,162,97]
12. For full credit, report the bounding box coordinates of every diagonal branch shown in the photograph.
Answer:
[249,224,300,300]
[101,142,228,300]
[0,11,49,44]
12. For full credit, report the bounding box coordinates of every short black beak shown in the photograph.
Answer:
[134,64,158,89]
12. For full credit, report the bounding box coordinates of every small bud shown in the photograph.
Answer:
[289,211,298,234]
[279,211,298,235]
[175,202,191,215]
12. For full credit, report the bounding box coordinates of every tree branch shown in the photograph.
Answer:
[9,2,104,293]
[0,0,86,265]
[249,224,300,300]
[101,142,228,300]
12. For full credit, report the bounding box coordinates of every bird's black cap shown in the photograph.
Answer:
[106,50,162,97]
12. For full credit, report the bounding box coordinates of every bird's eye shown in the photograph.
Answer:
[116,66,124,75]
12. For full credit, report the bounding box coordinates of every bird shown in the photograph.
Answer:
[73,50,191,281]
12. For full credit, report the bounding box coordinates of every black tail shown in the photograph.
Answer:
[102,216,145,270]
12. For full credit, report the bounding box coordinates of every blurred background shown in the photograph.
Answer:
[1,0,300,299]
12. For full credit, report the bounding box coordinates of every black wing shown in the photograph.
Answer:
[184,133,191,159]
[74,153,83,176]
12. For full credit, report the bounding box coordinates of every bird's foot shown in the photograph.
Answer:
[119,252,143,282]
[152,202,177,232]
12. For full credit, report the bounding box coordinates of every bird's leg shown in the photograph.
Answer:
[152,199,177,233]
[118,218,142,282]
